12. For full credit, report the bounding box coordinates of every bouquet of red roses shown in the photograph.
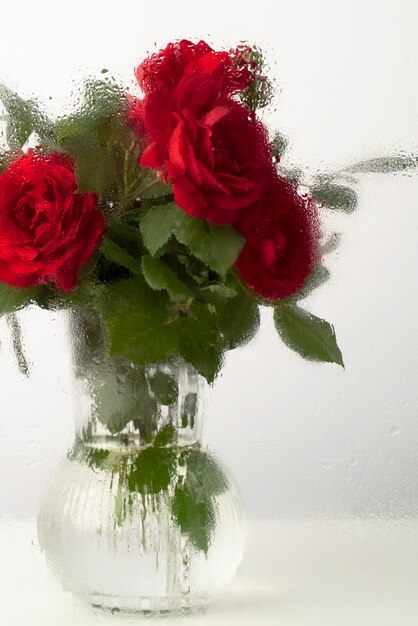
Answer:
[0,40,347,381]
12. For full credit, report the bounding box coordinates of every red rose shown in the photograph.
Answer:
[235,178,320,300]
[126,96,146,142]
[0,152,105,292]
[136,39,253,96]
[136,73,273,223]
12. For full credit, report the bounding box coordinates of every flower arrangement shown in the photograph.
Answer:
[7,39,417,611]
[0,39,352,381]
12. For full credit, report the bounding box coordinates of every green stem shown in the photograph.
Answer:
[118,176,164,217]
[7,312,30,377]
[123,140,137,199]
[134,177,161,196]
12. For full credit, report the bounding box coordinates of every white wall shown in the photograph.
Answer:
[0,0,417,519]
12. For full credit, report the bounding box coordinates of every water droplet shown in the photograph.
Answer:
[321,459,333,470]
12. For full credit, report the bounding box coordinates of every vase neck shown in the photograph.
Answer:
[69,308,206,449]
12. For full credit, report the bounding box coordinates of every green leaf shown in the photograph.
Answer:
[181,392,198,429]
[149,371,178,405]
[57,118,120,195]
[272,131,288,158]
[0,283,37,315]
[140,203,184,255]
[69,441,111,471]
[101,239,141,275]
[56,79,126,145]
[185,449,228,496]
[0,151,10,174]
[90,358,145,434]
[172,484,214,554]
[345,155,418,174]
[75,145,118,194]
[52,280,105,311]
[84,448,110,471]
[200,284,238,301]
[141,203,244,275]
[102,278,178,365]
[0,84,54,150]
[274,302,344,366]
[292,264,330,300]
[239,47,273,111]
[154,424,176,446]
[321,232,341,255]
[136,172,173,198]
[172,450,228,553]
[128,446,177,494]
[177,303,223,383]
[82,78,126,117]
[132,377,158,444]
[277,166,303,186]
[141,255,192,301]
[311,182,357,212]
[56,78,131,195]
[173,213,245,277]
[218,293,260,350]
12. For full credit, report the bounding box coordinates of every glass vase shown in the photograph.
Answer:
[37,307,245,614]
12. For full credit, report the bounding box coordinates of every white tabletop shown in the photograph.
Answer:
[1,518,417,626]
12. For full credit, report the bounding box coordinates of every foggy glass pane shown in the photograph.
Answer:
[0,1,417,623]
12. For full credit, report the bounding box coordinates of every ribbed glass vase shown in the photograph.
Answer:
[37,307,245,614]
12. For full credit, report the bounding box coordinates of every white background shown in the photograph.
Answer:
[0,0,418,522]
